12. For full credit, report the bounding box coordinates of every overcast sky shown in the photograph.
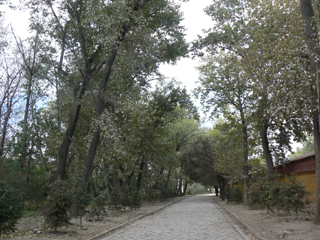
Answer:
[159,0,213,93]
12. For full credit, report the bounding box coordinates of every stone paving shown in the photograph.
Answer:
[100,195,251,240]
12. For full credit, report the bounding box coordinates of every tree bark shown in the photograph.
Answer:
[165,159,173,189]
[20,81,32,170]
[56,79,87,180]
[114,159,119,189]
[82,47,119,182]
[300,0,320,224]
[82,0,153,183]
[239,106,249,202]
[183,181,187,196]
[136,157,144,192]
[260,120,274,181]
[178,177,183,196]
[219,177,227,201]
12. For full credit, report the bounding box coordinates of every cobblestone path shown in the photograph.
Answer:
[101,195,251,240]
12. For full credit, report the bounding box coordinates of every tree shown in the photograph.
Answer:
[0,43,22,172]
[299,0,320,224]
[196,52,252,201]
[194,0,312,181]
[180,135,228,199]
[25,0,189,182]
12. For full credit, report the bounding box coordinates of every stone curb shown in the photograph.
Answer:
[212,197,268,240]
[87,196,189,240]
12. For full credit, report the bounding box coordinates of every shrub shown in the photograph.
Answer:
[227,187,243,204]
[248,177,273,211]
[279,176,310,218]
[42,180,72,232]
[71,180,91,227]
[129,190,141,210]
[108,188,122,210]
[88,191,108,221]
[0,182,24,238]
[248,175,310,217]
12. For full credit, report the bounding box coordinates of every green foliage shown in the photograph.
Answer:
[248,177,274,211]
[248,176,310,217]
[42,181,72,232]
[145,190,159,203]
[128,190,142,210]
[227,187,243,204]
[88,191,108,221]
[159,188,176,201]
[279,176,311,218]
[187,183,209,195]
[289,135,314,159]
[108,188,122,210]
[181,135,219,186]
[0,182,24,237]
[70,180,91,227]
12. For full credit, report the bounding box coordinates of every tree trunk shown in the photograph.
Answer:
[56,78,88,180]
[179,178,183,196]
[214,186,219,196]
[83,128,101,182]
[239,106,249,202]
[219,177,227,201]
[136,157,144,192]
[103,159,111,201]
[300,0,320,224]
[20,81,32,170]
[0,98,13,173]
[114,159,119,189]
[260,120,274,181]
[165,159,173,188]
[183,181,187,196]
[82,47,118,182]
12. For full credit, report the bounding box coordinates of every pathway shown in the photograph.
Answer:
[100,195,251,240]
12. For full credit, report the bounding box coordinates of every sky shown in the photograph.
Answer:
[159,0,213,93]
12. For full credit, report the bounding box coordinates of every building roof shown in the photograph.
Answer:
[287,152,315,163]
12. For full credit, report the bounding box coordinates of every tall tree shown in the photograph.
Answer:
[196,52,252,201]
[194,0,312,180]
[299,0,320,224]
[25,0,188,181]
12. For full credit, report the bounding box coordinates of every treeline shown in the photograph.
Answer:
[0,0,202,234]
[180,0,320,222]
[1,0,320,235]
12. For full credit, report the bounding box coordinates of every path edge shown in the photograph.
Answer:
[87,196,188,240]
[212,197,268,240]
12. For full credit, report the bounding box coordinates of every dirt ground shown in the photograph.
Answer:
[3,195,320,240]
[2,198,184,240]
[214,196,320,240]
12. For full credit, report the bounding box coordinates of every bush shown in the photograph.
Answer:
[0,182,24,238]
[248,175,310,217]
[279,176,310,218]
[71,180,91,227]
[88,191,108,221]
[129,190,141,210]
[227,187,243,204]
[42,180,72,232]
[248,177,273,211]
